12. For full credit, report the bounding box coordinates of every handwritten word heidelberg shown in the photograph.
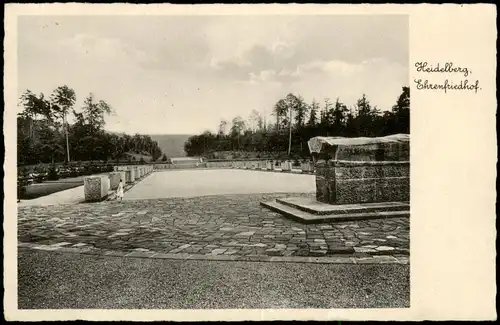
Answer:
[414,62,481,93]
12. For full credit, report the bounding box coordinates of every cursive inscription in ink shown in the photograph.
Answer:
[413,62,481,93]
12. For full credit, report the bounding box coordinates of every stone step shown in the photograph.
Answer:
[276,197,409,215]
[260,200,409,224]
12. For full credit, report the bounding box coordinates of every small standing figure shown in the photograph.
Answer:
[116,179,124,201]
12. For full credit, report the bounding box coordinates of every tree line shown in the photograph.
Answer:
[17,85,164,165]
[184,87,410,159]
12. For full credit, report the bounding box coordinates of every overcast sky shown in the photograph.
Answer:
[18,15,408,135]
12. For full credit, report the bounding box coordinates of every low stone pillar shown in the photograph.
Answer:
[108,171,122,190]
[119,171,126,184]
[84,175,110,202]
[301,161,313,173]
[125,169,135,183]
[281,160,291,171]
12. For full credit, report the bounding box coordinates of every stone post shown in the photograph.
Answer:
[281,160,291,171]
[108,171,122,190]
[125,169,135,183]
[119,171,126,184]
[266,160,274,171]
[84,175,110,202]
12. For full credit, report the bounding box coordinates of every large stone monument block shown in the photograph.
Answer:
[84,175,110,202]
[310,134,410,205]
[261,134,410,223]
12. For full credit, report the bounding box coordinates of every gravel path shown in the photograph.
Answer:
[18,249,410,309]
[125,169,316,199]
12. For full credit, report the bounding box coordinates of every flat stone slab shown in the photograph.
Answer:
[276,197,409,215]
[261,198,409,224]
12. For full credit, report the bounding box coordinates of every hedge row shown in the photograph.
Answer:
[17,163,115,185]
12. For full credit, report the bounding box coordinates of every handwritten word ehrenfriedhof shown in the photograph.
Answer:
[413,62,481,93]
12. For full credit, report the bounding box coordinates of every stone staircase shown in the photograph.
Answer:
[260,197,409,224]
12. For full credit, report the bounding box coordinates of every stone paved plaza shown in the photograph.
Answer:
[18,170,409,264]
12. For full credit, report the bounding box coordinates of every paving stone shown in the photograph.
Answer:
[133,248,151,252]
[235,231,255,236]
[265,249,282,256]
[354,247,377,253]
[309,250,327,256]
[50,242,72,247]
[376,246,395,251]
[18,193,409,261]
[210,248,227,255]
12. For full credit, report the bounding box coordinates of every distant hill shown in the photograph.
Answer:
[149,134,193,158]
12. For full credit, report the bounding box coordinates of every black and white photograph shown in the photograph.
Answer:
[4,3,496,322]
[14,12,410,310]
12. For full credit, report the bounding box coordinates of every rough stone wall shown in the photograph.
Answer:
[336,142,410,161]
[315,160,336,204]
[314,139,410,205]
[334,161,409,204]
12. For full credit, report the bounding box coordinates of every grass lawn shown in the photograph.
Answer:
[20,181,84,200]
[19,174,109,200]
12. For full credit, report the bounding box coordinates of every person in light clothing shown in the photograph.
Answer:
[116,179,124,201]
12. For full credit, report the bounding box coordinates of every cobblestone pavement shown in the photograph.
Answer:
[18,193,409,264]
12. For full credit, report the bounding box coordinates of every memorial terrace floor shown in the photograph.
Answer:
[18,191,409,264]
